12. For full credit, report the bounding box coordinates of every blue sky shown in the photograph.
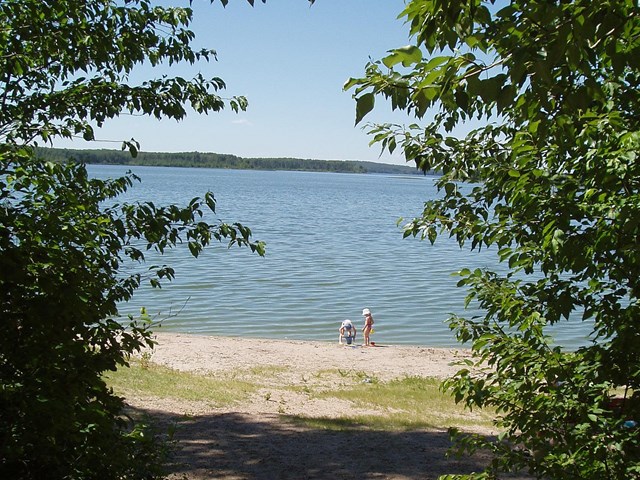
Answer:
[53,0,415,165]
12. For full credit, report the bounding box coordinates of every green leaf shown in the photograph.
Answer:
[355,92,375,125]
[382,45,423,68]
[343,77,359,91]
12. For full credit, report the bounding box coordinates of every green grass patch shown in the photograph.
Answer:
[105,363,495,433]
[105,360,259,407]
[306,375,495,431]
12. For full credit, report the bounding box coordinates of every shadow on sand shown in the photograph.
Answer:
[130,406,530,480]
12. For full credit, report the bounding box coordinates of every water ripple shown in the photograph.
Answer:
[89,166,592,348]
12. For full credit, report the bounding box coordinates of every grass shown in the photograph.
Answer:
[295,375,495,431]
[105,360,259,407]
[105,361,495,432]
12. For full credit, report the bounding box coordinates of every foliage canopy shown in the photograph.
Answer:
[347,0,640,478]
[0,0,263,478]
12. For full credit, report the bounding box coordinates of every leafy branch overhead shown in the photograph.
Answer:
[0,1,254,150]
[347,0,640,478]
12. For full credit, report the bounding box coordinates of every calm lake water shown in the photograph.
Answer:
[88,164,590,348]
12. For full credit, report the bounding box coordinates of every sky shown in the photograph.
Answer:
[52,0,416,165]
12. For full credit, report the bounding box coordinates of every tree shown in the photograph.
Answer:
[346,0,640,478]
[0,1,264,478]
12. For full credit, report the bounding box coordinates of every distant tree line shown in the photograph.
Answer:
[36,147,425,175]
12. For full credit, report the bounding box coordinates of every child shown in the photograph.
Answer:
[362,308,374,346]
[339,319,356,345]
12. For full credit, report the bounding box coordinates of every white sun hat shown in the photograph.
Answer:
[362,308,371,316]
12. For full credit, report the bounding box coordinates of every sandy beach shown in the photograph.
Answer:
[125,332,518,480]
[144,332,470,384]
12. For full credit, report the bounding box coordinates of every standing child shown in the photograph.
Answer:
[361,308,374,346]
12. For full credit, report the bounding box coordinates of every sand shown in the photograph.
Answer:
[125,332,523,480]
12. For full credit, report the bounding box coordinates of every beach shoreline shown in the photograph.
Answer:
[143,331,472,382]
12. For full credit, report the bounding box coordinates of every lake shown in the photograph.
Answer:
[88,164,590,348]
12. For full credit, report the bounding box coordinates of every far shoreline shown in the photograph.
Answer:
[37,146,432,176]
